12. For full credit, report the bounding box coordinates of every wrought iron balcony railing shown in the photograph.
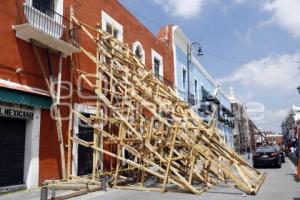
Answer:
[16,0,80,49]
[188,93,196,106]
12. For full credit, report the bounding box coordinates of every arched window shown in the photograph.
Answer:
[132,41,145,64]
[135,46,143,61]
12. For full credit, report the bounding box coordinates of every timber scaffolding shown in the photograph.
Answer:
[41,7,266,197]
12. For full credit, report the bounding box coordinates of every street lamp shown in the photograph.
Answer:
[296,86,300,179]
[187,42,203,104]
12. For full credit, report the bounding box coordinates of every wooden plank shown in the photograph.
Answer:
[32,44,66,180]
[162,125,178,192]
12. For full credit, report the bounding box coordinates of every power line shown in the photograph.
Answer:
[205,51,300,65]
[123,4,164,28]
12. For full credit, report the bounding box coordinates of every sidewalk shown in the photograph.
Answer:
[1,157,299,200]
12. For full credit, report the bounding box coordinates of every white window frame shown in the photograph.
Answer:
[101,10,123,42]
[24,108,41,189]
[132,41,145,64]
[27,0,63,15]
[151,49,163,78]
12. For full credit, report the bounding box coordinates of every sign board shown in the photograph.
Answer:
[0,101,34,120]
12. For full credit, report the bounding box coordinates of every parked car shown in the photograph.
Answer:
[253,146,282,168]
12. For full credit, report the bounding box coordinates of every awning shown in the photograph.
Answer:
[0,87,52,108]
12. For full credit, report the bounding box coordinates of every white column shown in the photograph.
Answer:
[24,108,41,189]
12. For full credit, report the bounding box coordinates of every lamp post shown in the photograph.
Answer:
[296,86,300,179]
[187,42,203,104]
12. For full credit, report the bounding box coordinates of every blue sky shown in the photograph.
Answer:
[119,0,300,132]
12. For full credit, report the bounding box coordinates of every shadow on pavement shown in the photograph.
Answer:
[286,173,300,182]
[253,166,280,169]
[205,191,244,196]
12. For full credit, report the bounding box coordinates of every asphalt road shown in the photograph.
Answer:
[1,158,299,200]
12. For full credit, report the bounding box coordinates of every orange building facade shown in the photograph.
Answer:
[0,0,174,190]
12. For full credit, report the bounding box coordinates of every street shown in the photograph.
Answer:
[1,158,299,200]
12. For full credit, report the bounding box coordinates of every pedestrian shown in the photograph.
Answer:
[290,146,295,164]
[246,146,251,159]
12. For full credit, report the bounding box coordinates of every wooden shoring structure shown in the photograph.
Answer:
[64,10,266,195]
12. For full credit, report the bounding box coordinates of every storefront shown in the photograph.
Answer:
[0,87,51,190]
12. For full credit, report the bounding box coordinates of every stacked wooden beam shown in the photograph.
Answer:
[66,9,266,195]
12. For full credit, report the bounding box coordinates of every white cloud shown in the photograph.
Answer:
[256,18,274,29]
[233,0,248,4]
[262,0,300,38]
[151,0,206,18]
[219,53,300,132]
[254,107,289,132]
[218,53,300,90]
[233,29,253,45]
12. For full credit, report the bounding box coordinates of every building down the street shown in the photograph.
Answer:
[230,93,266,153]
[260,131,283,146]
[281,105,300,148]
[231,102,250,153]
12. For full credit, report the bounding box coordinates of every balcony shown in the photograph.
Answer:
[198,102,213,114]
[204,94,220,105]
[13,0,81,56]
[188,93,196,106]
[218,114,226,123]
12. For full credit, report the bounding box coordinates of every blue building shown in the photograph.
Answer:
[169,26,235,148]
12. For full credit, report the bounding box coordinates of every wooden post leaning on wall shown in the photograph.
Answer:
[67,5,75,180]
[32,44,66,180]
